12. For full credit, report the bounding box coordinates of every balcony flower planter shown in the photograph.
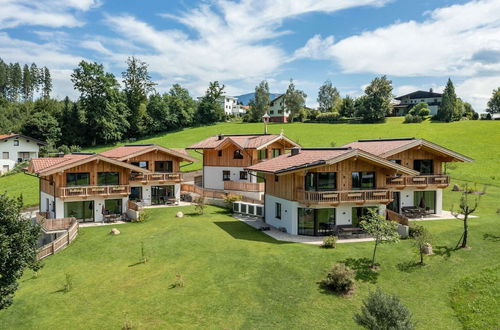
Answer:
[69,188,84,193]
[372,192,388,197]
[412,177,426,182]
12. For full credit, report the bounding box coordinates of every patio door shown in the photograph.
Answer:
[151,185,175,205]
[387,192,400,213]
[414,191,436,214]
[298,208,336,236]
[64,201,94,222]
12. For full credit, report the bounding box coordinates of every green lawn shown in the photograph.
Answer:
[0,194,499,329]
[3,117,499,208]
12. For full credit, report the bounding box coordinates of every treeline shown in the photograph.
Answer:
[0,57,228,153]
[0,59,52,102]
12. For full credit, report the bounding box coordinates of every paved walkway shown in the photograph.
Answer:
[233,214,374,245]
[143,201,193,209]
[409,210,478,221]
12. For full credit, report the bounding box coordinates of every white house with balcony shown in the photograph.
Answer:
[393,89,443,116]
[0,133,46,174]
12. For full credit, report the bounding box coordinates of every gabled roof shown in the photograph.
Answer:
[343,138,473,162]
[28,153,150,176]
[0,133,47,145]
[269,94,285,106]
[187,134,300,150]
[246,148,418,175]
[395,90,442,100]
[100,144,197,162]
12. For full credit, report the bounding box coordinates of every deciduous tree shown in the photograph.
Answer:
[451,184,482,249]
[486,87,500,114]
[317,80,340,113]
[248,80,270,122]
[360,209,399,268]
[284,79,307,122]
[355,76,393,122]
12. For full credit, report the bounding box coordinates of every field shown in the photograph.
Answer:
[0,118,499,329]
[2,117,499,207]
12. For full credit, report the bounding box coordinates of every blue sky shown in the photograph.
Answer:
[1,0,499,111]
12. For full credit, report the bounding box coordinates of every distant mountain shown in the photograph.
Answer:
[235,92,282,105]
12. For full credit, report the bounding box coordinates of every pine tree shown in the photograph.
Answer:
[0,59,8,98]
[41,67,52,98]
[437,78,456,122]
[29,63,39,95]
[22,64,32,101]
[8,63,22,102]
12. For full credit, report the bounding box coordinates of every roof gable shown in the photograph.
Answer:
[101,145,197,162]
[187,133,300,150]
[0,133,47,145]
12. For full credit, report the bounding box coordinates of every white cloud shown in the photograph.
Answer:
[293,34,335,60]
[0,0,99,29]
[80,40,112,55]
[305,0,500,77]
[456,76,499,112]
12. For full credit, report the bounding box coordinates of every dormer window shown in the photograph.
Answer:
[13,140,19,146]
[233,150,244,159]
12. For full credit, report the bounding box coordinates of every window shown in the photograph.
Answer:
[258,149,268,160]
[223,170,231,181]
[390,159,401,165]
[98,172,119,185]
[233,150,243,159]
[298,208,336,236]
[104,199,122,215]
[272,149,281,158]
[275,202,282,219]
[305,172,337,191]
[130,187,142,201]
[274,175,279,182]
[18,152,30,161]
[278,110,283,114]
[131,161,148,169]
[414,191,436,213]
[155,161,173,173]
[217,150,222,157]
[66,172,90,186]
[270,110,274,114]
[2,152,8,159]
[414,159,433,174]
[352,207,378,226]
[13,140,19,146]
[240,171,248,180]
[352,171,376,189]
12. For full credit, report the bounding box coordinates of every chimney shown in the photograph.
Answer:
[218,134,224,140]
[291,147,300,156]
[429,88,433,93]
[57,152,65,158]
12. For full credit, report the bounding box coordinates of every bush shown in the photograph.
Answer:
[224,194,241,211]
[418,108,430,117]
[322,236,338,248]
[404,114,423,123]
[354,288,415,330]
[320,263,355,294]
[194,197,206,215]
[408,224,425,238]
[316,112,340,122]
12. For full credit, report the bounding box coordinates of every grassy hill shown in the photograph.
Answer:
[2,117,499,207]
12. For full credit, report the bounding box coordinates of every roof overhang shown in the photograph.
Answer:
[255,135,301,150]
[116,146,198,162]
[2,134,47,146]
[379,139,473,162]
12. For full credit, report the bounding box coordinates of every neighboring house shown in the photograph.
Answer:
[246,138,472,236]
[232,103,247,117]
[0,133,46,174]
[393,89,443,116]
[187,133,300,199]
[26,144,197,222]
[268,94,290,122]
[491,113,500,120]
[217,95,239,116]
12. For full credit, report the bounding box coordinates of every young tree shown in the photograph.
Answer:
[412,226,432,265]
[360,209,400,268]
[317,80,341,113]
[71,61,129,145]
[451,184,481,249]
[248,80,270,122]
[339,95,355,118]
[436,78,456,122]
[462,101,477,119]
[0,194,41,309]
[356,76,393,122]
[122,57,156,136]
[284,79,307,122]
[41,67,52,99]
[354,288,415,330]
[196,81,225,124]
[486,87,500,114]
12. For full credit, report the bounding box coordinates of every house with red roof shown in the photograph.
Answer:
[26,144,197,222]
[0,133,46,174]
[246,138,472,236]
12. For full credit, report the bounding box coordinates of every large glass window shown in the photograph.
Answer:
[258,149,268,160]
[98,172,119,185]
[222,170,231,181]
[305,172,337,191]
[130,187,142,201]
[151,185,175,205]
[155,161,173,173]
[414,191,436,214]
[414,160,434,174]
[66,172,90,186]
[352,207,378,227]
[105,199,122,214]
[131,161,148,169]
[352,171,376,189]
[64,201,94,222]
[272,149,281,158]
[298,208,336,236]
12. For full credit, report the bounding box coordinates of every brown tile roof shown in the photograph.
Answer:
[100,145,152,159]
[187,134,297,150]
[343,138,417,156]
[0,133,18,140]
[246,148,353,173]
[30,154,93,173]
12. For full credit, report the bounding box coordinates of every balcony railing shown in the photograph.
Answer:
[386,175,450,188]
[297,189,392,205]
[130,172,182,183]
[59,185,131,198]
[224,180,265,192]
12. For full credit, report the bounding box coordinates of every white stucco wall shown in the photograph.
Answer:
[265,194,299,234]
[0,136,40,173]
[203,166,256,190]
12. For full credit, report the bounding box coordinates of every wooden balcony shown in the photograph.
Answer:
[59,185,131,199]
[129,172,182,184]
[297,189,392,205]
[386,175,450,188]
[224,180,265,192]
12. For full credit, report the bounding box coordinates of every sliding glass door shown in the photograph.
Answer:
[414,191,436,213]
[151,185,175,205]
[298,208,336,236]
[64,201,94,222]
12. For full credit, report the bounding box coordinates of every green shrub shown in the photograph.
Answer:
[316,112,340,122]
[320,263,355,294]
[408,224,425,238]
[404,114,423,123]
[224,193,241,211]
[194,197,206,215]
[322,236,338,248]
[354,288,415,330]
[418,108,430,117]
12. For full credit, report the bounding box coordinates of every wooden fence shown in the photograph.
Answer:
[181,183,263,205]
[36,214,79,260]
[386,209,409,226]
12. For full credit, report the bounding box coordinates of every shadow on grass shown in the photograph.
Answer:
[340,257,379,284]
[128,261,146,267]
[396,260,423,273]
[434,245,459,259]
[214,221,290,244]
[483,233,500,242]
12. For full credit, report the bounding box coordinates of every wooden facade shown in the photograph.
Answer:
[203,141,286,167]
[386,147,449,174]
[124,150,183,172]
